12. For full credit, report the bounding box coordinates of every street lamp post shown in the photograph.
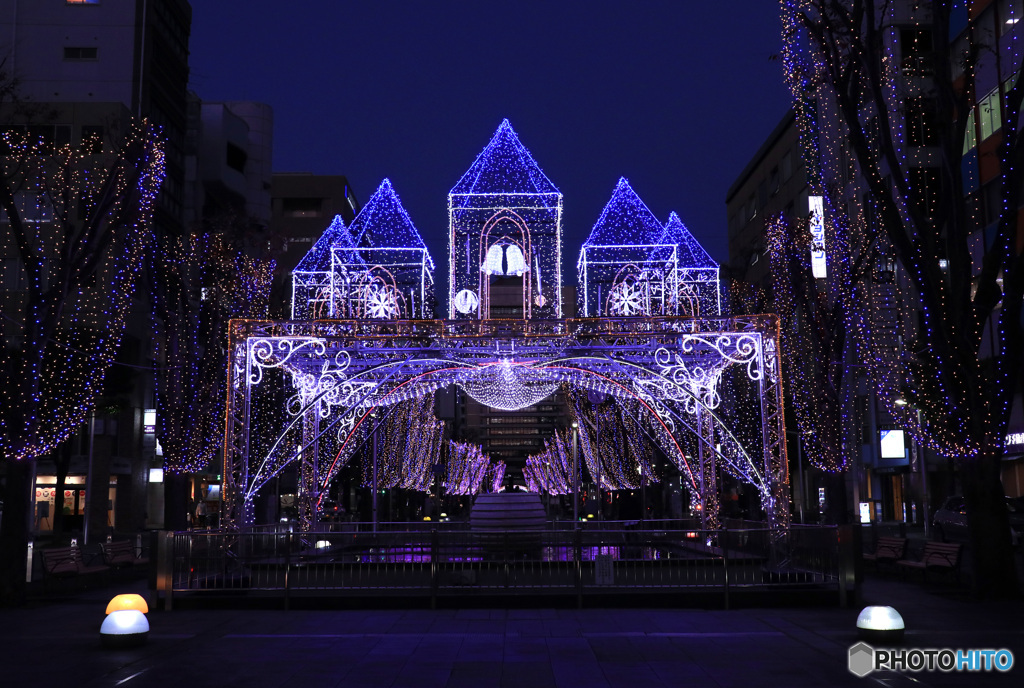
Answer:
[371,412,378,534]
[571,421,579,524]
[914,407,928,536]
[786,430,806,524]
[596,412,601,522]
[895,399,928,535]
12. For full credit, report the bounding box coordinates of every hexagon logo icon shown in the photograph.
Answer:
[848,642,875,677]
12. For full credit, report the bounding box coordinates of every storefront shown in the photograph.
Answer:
[1003,431,1024,498]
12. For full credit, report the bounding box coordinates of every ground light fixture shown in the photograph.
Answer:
[100,595,150,648]
[856,605,905,643]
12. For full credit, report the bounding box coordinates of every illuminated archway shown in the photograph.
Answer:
[222,316,789,538]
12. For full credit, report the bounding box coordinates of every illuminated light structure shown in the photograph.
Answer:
[347,178,435,319]
[564,389,655,491]
[658,211,721,316]
[448,119,562,319]
[523,428,574,495]
[290,215,361,320]
[223,120,790,540]
[292,180,434,322]
[578,180,720,318]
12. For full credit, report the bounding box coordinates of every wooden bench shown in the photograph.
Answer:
[863,536,907,566]
[41,545,110,586]
[101,539,150,569]
[896,542,962,582]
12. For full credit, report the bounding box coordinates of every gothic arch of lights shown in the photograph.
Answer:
[221,120,789,539]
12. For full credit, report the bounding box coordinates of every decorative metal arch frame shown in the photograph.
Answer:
[221,315,790,539]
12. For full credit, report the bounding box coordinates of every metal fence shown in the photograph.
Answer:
[159,522,844,607]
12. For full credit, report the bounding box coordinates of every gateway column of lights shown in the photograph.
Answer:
[221,120,791,540]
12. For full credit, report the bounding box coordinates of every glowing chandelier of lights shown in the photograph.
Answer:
[458,359,559,411]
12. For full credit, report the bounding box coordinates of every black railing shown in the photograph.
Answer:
[162,523,843,606]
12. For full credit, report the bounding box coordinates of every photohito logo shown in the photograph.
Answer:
[848,642,1014,677]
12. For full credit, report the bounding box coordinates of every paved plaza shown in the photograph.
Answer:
[2,572,1022,688]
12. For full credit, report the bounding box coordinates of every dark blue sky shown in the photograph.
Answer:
[189,2,791,269]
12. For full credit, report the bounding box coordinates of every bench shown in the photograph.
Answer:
[101,539,150,569]
[40,545,110,587]
[863,536,907,566]
[896,542,962,582]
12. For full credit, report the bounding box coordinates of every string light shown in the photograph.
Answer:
[154,230,275,474]
[0,120,165,461]
[291,215,361,319]
[448,119,563,319]
[578,179,721,318]
[778,0,1022,467]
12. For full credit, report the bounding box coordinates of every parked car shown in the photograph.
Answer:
[932,495,1024,548]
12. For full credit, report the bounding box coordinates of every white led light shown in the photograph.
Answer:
[858,606,903,630]
[100,609,149,642]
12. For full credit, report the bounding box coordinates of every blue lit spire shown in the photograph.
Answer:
[659,212,717,268]
[350,178,435,270]
[583,177,664,247]
[294,215,359,273]
[450,119,559,195]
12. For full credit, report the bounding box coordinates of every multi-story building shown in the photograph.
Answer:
[725,111,809,291]
[187,98,274,229]
[271,173,360,277]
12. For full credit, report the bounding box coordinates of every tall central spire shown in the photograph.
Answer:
[450,119,559,196]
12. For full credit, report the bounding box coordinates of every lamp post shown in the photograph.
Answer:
[571,421,579,524]
[895,399,928,535]
[371,411,378,534]
[786,430,806,524]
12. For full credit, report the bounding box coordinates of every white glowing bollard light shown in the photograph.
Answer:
[315,540,331,549]
[100,609,149,648]
[856,605,905,643]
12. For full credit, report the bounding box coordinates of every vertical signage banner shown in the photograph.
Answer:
[809,195,827,278]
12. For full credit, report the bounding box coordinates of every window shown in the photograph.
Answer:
[982,181,1003,226]
[2,259,27,291]
[81,125,103,154]
[12,191,54,224]
[781,152,793,181]
[905,98,938,147]
[963,109,977,153]
[64,46,98,60]
[66,1,101,4]
[281,197,322,218]
[1002,0,1023,33]
[978,87,1002,140]
[900,28,934,77]
[226,143,247,172]
[909,168,941,220]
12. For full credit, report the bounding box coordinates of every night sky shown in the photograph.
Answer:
[189,1,791,274]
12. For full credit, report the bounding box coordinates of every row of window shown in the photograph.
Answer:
[486,428,542,436]
[64,46,98,61]
[485,439,542,448]
[484,416,557,425]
